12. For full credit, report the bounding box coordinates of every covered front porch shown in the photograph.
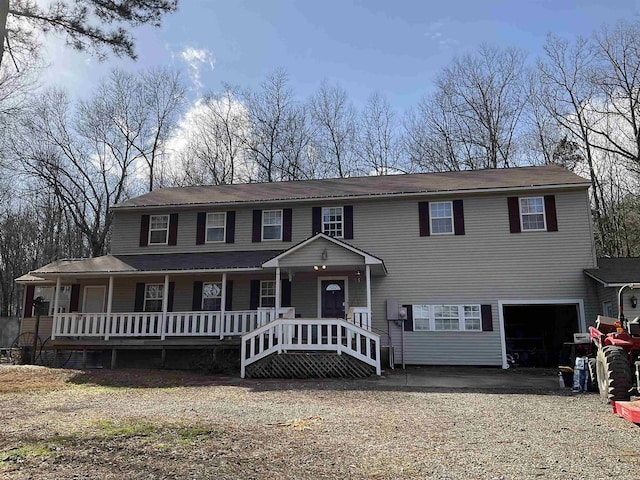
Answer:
[17,234,386,376]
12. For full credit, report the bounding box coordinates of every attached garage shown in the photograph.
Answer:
[501,302,582,368]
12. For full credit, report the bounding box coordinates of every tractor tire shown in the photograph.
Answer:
[596,346,632,403]
[587,357,598,392]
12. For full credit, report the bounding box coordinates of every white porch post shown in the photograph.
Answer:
[51,277,61,339]
[105,276,114,340]
[365,264,372,316]
[161,274,169,340]
[275,267,281,315]
[220,273,227,340]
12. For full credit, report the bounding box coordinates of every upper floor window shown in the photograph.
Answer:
[520,197,546,231]
[206,212,226,243]
[262,210,282,241]
[430,202,453,235]
[322,207,344,238]
[260,280,276,307]
[144,284,164,312]
[149,215,169,244]
[202,282,222,310]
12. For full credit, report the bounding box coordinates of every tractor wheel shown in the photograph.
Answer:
[596,346,632,403]
[586,357,598,392]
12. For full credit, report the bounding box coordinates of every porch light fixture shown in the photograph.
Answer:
[322,265,327,270]
[313,265,319,271]
[356,270,361,283]
[632,295,638,309]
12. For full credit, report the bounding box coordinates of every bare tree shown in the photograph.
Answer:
[309,81,358,177]
[14,80,143,257]
[357,92,400,175]
[241,69,312,182]
[1,0,178,68]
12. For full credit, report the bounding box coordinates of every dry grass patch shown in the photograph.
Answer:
[0,365,78,394]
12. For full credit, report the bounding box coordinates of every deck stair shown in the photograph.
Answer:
[240,318,381,378]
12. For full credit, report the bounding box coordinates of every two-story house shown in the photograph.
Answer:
[16,165,597,376]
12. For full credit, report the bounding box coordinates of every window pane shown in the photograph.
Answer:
[145,300,163,312]
[150,230,168,244]
[430,202,453,234]
[263,225,281,240]
[522,214,545,230]
[263,211,281,225]
[413,305,430,331]
[432,218,452,234]
[206,228,225,242]
[260,280,276,307]
[203,283,221,298]
[434,305,459,330]
[150,215,168,229]
[463,305,481,331]
[207,213,226,227]
[203,298,222,311]
[322,207,343,237]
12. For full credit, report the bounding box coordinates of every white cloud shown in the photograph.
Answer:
[424,20,458,50]
[178,46,215,91]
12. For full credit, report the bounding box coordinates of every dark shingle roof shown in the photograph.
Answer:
[28,251,282,276]
[114,165,589,210]
[584,257,640,285]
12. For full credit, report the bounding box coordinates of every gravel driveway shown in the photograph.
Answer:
[0,366,638,479]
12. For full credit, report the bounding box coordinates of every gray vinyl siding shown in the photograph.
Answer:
[104,187,595,366]
[279,238,364,268]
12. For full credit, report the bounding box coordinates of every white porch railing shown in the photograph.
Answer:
[52,307,295,341]
[240,318,381,378]
[347,307,371,331]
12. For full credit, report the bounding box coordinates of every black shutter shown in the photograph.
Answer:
[196,212,206,245]
[418,202,430,236]
[481,304,493,332]
[226,211,236,243]
[281,280,292,308]
[453,200,465,235]
[225,280,233,311]
[168,213,179,245]
[252,210,262,242]
[134,283,145,312]
[192,281,203,311]
[69,284,81,312]
[403,304,414,331]
[167,282,175,312]
[312,207,322,235]
[250,280,260,310]
[24,285,34,316]
[283,208,293,242]
[507,197,521,233]
[139,215,150,247]
[544,195,558,232]
[344,205,354,239]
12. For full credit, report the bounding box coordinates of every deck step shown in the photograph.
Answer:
[244,352,375,379]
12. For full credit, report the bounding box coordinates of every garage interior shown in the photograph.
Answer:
[503,304,579,367]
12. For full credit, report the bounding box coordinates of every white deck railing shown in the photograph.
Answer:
[240,318,381,378]
[347,307,371,331]
[52,307,295,341]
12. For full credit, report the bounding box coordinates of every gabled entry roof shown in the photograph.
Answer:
[262,233,387,274]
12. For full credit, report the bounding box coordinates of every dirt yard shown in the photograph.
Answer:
[0,366,638,479]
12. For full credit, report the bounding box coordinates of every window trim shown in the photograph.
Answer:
[262,209,283,241]
[412,304,483,332]
[429,201,454,235]
[201,281,222,311]
[205,212,227,244]
[322,206,344,239]
[259,280,276,307]
[519,197,547,232]
[148,214,170,245]
[144,283,164,312]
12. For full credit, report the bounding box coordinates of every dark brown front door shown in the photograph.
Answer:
[321,280,345,318]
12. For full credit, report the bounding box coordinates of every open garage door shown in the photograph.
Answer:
[503,304,579,367]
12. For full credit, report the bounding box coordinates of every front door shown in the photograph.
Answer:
[321,280,345,318]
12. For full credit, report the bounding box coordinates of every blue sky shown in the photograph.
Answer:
[42,0,640,111]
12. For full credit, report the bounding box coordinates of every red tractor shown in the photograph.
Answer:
[589,283,640,403]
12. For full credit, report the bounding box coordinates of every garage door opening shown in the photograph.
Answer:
[503,304,579,368]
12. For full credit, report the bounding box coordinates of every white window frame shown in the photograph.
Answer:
[411,304,483,332]
[519,197,546,232]
[413,305,431,331]
[262,210,283,241]
[144,283,164,312]
[260,280,276,307]
[462,305,482,331]
[429,201,454,235]
[322,206,344,238]
[202,282,222,311]
[205,212,227,243]
[148,214,170,245]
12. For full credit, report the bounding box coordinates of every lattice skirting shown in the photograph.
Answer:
[245,352,375,378]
